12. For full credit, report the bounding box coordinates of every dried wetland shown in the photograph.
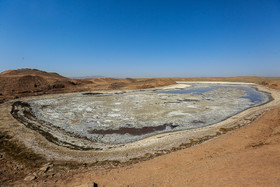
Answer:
[12,83,270,146]
[2,81,279,165]
[1,75,280,186]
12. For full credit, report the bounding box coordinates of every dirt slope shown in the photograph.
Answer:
[0,69,87,100]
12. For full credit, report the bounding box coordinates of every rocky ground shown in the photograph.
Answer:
[1,69,280,186]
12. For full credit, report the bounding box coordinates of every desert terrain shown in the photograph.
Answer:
[1,69,280,186]
[0,68,175,102]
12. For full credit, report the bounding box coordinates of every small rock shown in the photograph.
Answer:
[39,163,53,173]
[39,165,50,173]
[24,175,37,181]
[77,182,98,187]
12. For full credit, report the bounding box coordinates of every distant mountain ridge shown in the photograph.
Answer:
[69,75,106,79]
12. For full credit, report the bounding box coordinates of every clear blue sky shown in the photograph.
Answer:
[0,0,280,78]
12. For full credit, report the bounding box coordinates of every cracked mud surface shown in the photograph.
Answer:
[11,83,270,150]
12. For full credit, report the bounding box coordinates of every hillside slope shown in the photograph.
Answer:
[0,69,87,99]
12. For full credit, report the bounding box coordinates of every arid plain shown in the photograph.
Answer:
[1,69,280,186]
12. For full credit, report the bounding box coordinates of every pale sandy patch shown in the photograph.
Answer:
[176,81,255,85]
[159,83,191,89]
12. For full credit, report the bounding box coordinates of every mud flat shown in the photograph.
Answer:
[1,82,280,165]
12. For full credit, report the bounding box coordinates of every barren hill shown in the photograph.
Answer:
[0,69,87,100]
[0,68,175,101]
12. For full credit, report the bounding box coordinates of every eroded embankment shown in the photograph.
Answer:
[1,82,280,167]
[11,101,98,151]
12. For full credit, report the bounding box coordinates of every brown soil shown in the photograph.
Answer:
[1,69,280,186]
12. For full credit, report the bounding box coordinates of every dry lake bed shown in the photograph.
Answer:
[3,82,280,163]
